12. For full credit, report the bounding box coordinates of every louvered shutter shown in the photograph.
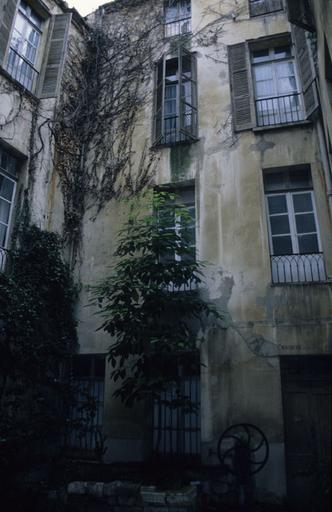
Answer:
[154,56,165,145]
[0,0,18,65]
[228,43,253,131]
[179,47,198,140]
[40,13,71,98]
[292,25,319,119]
[286,0,315,31]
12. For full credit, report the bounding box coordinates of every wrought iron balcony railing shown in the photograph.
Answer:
[6,47,39,93]
[158,113,198,145]
[255,93,305,127]
[250,0,283,17]
[165,17,191,38]
[271,253,327,284]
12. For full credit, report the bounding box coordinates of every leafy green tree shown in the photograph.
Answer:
[93,190,221,407]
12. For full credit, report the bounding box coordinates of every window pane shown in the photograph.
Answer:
[252,49,270,63]
[0,200,11,224]
[268,195,287,214]
[270,215,290,235]
[298,234,319,254]
[274,46,292,59]
[293,193,313,212]
[166,59,178,80]
[0,175,15,202]
[295,213,317,234]
[289,168,312,189]
[254,64,273,81]
[272,235,293,255]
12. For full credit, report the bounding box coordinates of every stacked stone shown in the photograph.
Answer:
[67,481,197,512]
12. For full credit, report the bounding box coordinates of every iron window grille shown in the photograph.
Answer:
[252,44,305,127]
[153,351,201,460]
[164,0,191,38]
[65,354,105,453]
[5,1,42,92]
[249,0,283,17]
[154,47,198,146]
[264,166,326,284]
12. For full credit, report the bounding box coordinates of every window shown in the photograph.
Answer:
[228,32,318,131]
[154,48,198,146]
[249,0,283,17]
[6,1,43,92]
[325,37,332,107]
[264,166,326,284]
[252,44,304,127]
[66,355,105,453]
[0,2,72,97]
[153,351,200,460]
[158,186,196,264]
[0,146,17,272]
[164,0,191,38]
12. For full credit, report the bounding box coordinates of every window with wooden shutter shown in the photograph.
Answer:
[39,13,71,98]
[0,0,18,65]
[153,49,198,146]
[228,43,253,131]
[291,25,319,119]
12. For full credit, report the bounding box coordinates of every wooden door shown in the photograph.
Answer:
[281,356,331,512]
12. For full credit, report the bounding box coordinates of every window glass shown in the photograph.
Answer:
[272,236,293,256]
[298,234,319,254]
[270,215,291,235]
[268,195,287,214]
[295,213,317,234]
[252,49,270,64]
[0,175,15,201]
[293,192,313,212]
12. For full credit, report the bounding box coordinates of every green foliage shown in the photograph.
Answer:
[0,225,77,488]
[93,191,221,406]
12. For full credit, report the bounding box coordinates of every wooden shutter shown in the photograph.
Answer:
[286,0,315,32]
[40,13,71,98]
[154,56,165,145]
[228,43,253,131]
[292,25,319,119]
[179,47,198,140]
[0,0,18,65]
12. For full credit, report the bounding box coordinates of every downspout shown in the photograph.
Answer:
[316,117,332,217]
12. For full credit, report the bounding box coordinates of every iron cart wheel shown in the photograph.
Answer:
[217,423,269,476]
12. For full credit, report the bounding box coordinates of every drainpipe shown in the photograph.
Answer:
[316,118,332,217]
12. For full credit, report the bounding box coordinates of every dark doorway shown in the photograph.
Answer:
[281,356,332,511]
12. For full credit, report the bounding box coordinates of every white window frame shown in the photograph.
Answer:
[252,44,305,126]
[266,190,322,256]
[5,1,43,92]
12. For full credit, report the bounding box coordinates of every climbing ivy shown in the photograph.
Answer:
[0,226,77,498]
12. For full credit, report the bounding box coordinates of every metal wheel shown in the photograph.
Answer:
[217,423,269,476]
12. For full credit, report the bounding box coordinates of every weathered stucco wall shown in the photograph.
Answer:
[69,3,332,501]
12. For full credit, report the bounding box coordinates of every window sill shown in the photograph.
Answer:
[0,66,39,102]
[270,280,332,287]
[152,138,199,150]
[253,120,312,133]
[249,9,284,18]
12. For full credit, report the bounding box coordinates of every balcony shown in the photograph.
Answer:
[157,112,198,146]
[6,48,39,93]
[165,17,191,38]
[255,93,305,128]
[271,253,327,284]
[250,0,283,17]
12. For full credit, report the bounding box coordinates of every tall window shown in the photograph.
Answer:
[249,0,283,17]
[154,48,198,146]
[66,355,105,453]
[164,0,191,38]
[158,187,196,263]
[252,44,304,127]
[264,166,326,284]
[6,1,42,92]
[153,351,200,460]
[0,146,17,271]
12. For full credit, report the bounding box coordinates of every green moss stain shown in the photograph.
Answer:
[170,144,192,181]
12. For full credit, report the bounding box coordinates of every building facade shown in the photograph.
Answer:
[0,0,331,509]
